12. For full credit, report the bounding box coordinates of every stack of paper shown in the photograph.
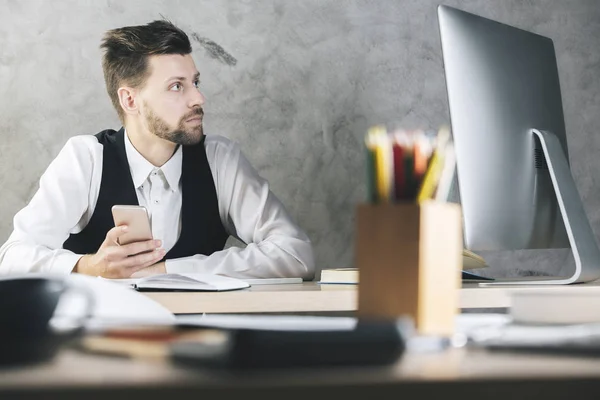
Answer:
[320,249,488,284]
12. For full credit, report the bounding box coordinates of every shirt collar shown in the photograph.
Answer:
[124,130,182,190]
[161,145,183,190]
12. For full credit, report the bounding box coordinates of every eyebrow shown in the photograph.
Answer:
[165,72,200,83]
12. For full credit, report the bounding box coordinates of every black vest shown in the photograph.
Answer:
[62,128,229,258]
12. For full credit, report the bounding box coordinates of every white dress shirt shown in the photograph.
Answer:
[0,132,315,279]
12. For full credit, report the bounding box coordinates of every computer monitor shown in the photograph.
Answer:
[437,5,600,284]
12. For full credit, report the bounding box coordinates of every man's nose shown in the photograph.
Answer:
[189,88,205,108]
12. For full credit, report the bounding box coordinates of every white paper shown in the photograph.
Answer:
[176,314,358,331]
[0,273,177,332]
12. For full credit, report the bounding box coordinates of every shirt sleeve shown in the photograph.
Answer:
[0,136,99,275]
[165,137,315,280]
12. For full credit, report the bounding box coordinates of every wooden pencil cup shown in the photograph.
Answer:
[355,201,463,336]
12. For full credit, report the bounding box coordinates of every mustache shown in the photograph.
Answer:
[183,108,204,121]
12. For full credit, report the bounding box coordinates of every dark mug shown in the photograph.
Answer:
[0,276,93,366]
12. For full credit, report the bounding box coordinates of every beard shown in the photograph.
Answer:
[143,103,204,146]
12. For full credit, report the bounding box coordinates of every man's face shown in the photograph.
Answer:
[137,54,205,145]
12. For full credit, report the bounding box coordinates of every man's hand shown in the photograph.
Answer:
[74,225,165,278]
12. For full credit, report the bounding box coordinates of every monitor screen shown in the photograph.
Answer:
[438,5,570,251]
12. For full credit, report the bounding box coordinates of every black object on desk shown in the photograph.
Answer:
[0,276,93,367]
[171,319,408,369]
[462,270,495,281]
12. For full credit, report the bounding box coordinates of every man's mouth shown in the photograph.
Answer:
[185,111,204,123]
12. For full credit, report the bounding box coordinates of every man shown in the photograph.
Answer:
[0,20,314,280]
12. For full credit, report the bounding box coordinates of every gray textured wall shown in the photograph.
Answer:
[1,0,599,278]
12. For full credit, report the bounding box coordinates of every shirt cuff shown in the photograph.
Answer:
[59,253,85,275]
[165,255,206,274]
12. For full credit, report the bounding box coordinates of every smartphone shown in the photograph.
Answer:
[111,205,153,246]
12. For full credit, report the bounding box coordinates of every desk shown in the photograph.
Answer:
[143,282,355,314]
[3,346,600,399]
[142,280,600,314]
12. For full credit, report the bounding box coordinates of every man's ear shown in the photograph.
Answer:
[117,86,139,117]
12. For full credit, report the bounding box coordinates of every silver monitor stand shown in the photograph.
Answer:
[481,129,600,285]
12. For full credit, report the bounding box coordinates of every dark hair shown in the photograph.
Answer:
[100,20,192,122]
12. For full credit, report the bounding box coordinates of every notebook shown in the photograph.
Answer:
[319,268,359,284]
[108,273,250,292]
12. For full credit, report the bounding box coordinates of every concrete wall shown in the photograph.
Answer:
[1,0,599,278]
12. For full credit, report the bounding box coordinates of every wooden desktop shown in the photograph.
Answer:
[142,280,600,314]
[5,278,600,399]
[3,343,600,399]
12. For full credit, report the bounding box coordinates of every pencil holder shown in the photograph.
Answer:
[355,201,462,336]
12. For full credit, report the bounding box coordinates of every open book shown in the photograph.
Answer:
[320,249,489,284]
[121,273,251,292]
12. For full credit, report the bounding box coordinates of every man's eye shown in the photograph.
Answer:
[170,83,182,91]
[193,80,200,89]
